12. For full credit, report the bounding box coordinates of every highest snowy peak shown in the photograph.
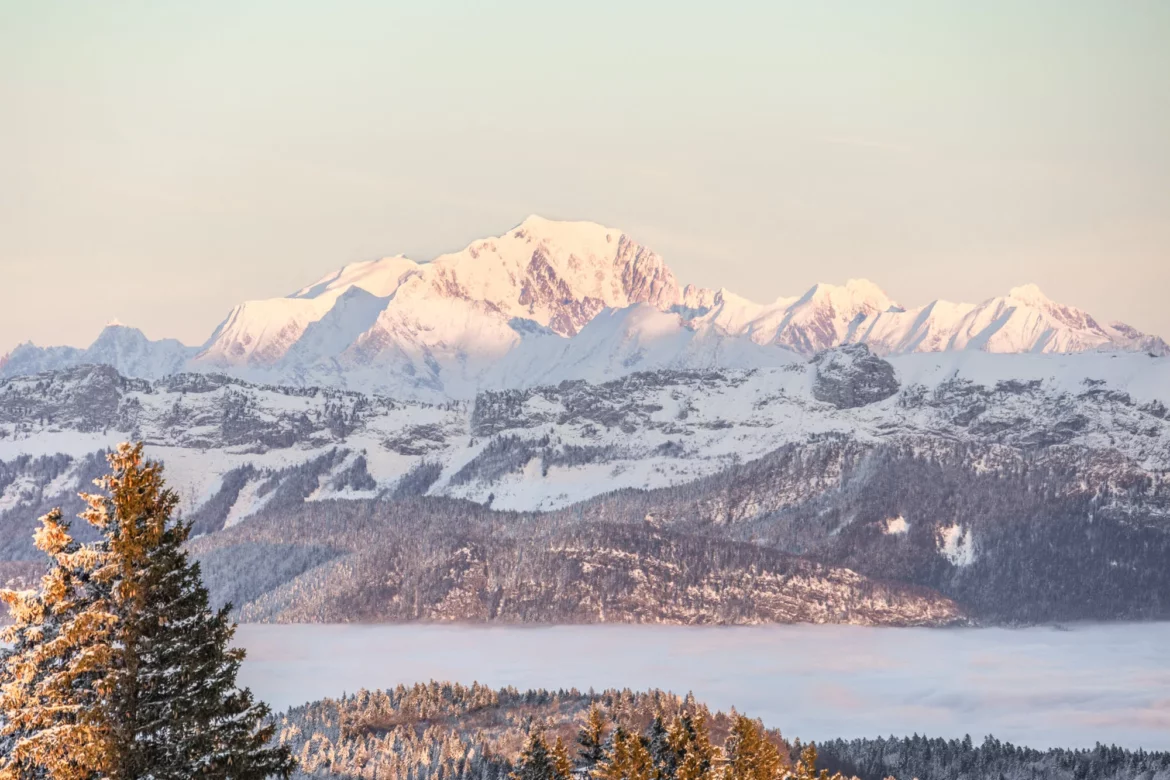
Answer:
[196,215,685,372]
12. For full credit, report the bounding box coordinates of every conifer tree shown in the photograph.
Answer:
[614,731,655,780]
[551,736,574,780]
[0,508,118,780]
[646,715,675,780]
[723,715,782,780]
[669,714,716,780]
[512,729,568,780]
[576,704,609,773]
[101,443,295,779]
[786,743,839,780]
[595,726,626,780]
[0,443,295,780]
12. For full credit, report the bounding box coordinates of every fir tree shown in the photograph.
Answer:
[551,736,573,780]
[786,743,839,780]
[0,443,295,780]
[577,704,609,773]
[97,443,295,779]
[723,715,782,780]
[595,726,627,780]
[669,714,716,780]
[613,730,655,780]
[646,715,675,780]
[0,508,118,780]
[512,729,568,780]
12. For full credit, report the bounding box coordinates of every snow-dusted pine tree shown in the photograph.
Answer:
[646,714,675,780]
[511,729,569,780]
[576,704,609,774]
[723,715,782,780]
[0,443,295,780]
[787,743,839,780]
[0,508,118,779]
[88,442,296,779]
[550,736,573,780]
[668,713,716,780]
[596,728,654,780]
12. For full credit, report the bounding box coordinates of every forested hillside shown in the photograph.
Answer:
[817,734,1170,780]
[273,683,1170,780]
[188,497,961,626]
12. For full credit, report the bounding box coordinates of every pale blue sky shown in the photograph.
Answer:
[2,1,1168,352]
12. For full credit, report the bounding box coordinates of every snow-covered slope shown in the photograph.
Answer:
[3,218,1165,397]
[482,304,802,389]
[1,350,1166,521]
[196,255,424,369]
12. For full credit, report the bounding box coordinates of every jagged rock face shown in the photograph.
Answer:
[614,235,682,311]
[811,344,899,409]
[519,246,609,336]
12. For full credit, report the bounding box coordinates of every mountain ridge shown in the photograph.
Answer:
[3,217,1166,398]
[1,352,1168,624]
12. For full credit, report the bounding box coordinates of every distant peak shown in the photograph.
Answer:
[98,320,144,336]
[844,278,888,296]
[510,214,617,238]
[802,279,896,310]
[1007,283,1052,306]
[92,323,148,346]
[511,214,556,233]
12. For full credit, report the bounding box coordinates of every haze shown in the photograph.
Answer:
[2,1,1168,355]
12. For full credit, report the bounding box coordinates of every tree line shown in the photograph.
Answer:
[276,684,855,780]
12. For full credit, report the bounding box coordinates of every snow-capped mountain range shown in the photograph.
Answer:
[2,216,1165,400]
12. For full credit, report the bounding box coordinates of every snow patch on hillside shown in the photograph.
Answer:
[939,523,975,567]
[884,516,909,535]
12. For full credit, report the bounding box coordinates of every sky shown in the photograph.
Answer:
[1,1,1168,354]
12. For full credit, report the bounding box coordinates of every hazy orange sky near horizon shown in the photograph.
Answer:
[2,1,1168,354]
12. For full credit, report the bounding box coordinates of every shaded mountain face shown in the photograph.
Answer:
[2,218,1165,399]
